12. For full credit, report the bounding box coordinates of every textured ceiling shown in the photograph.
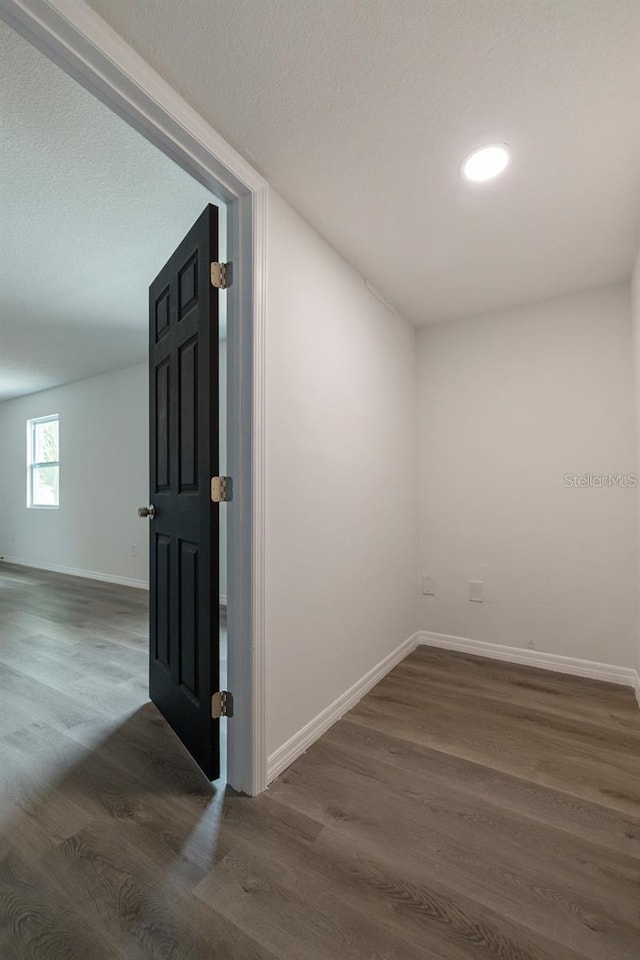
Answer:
[85,0,640,325]
[0,20,221,402]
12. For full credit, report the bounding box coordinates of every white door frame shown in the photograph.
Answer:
[0,0,268,795]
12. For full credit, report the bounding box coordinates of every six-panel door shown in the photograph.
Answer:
[148,205,220,779]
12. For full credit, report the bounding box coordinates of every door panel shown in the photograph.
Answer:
[148,204,220,780]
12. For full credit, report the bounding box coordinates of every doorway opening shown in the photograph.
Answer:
[1,0,266,796]
[0,18,229,784]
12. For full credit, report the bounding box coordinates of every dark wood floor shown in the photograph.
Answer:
[1,562,639,959]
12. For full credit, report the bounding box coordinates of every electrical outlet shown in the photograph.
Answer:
[422,574,436,596]
[130,544,138,557]
[468,579,484,602]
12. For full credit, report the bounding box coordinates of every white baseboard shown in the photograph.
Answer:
[267,632,421,784]
[0,555,149,590]
[266,628,640,785]
[418,630,639,689]
[2,556,229,604]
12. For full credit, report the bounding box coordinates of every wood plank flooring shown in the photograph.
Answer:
[1,562,639,960]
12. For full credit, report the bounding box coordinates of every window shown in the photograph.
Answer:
[27,415,59,508]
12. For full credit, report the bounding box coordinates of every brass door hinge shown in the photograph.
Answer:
[211,261,232,289]
[211,476,233,503]
[211,691,234,718]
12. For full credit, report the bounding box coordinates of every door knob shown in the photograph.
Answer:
[138,505,156,519]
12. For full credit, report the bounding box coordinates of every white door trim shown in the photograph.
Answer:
[0,0,268,795]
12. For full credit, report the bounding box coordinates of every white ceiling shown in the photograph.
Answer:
[85,0,640,325]
[0,20,220,402]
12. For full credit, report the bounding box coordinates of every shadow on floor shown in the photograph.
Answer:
[0,703,249,959]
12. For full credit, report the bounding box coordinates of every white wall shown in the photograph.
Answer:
[265,190,418,757]
[417,284,637,670]
[632,250,640,673]
[0,344,229,596]
[0,362,149,585]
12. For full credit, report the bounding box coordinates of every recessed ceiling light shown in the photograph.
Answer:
[462,144,510,182]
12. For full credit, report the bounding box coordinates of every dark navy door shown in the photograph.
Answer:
[147,205,220,779]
